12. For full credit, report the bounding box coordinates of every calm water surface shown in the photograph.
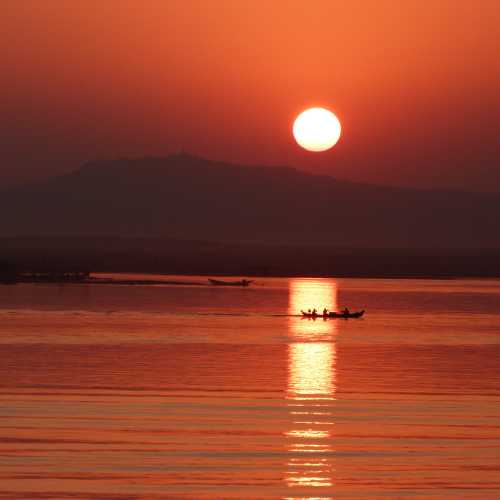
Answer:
[0,275,499,498]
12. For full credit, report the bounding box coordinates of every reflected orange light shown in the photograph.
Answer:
[286,429,331,439]
[286,279,337,490]
[288,279,337,338]
[288,343,336,400]
[285,476,333,487]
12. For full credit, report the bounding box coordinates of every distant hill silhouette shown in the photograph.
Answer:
[1,153,499,249]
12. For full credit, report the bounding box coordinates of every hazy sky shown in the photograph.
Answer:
[2,0,499,191]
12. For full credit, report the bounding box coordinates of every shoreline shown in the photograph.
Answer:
[4,272,500,286]
[2,237,500,282]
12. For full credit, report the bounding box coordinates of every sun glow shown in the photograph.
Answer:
[293,107,341,152]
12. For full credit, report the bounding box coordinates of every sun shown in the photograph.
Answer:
[293,107,341,152]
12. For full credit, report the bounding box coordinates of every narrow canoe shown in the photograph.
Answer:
[208,278,253,287]
[301,310,365,319]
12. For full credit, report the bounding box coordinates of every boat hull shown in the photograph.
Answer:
[301,310,365,319]
[208,278,253,287]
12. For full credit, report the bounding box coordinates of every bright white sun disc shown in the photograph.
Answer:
[293,107,341,152]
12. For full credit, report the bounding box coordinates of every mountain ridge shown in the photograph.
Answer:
[1,153,499,249]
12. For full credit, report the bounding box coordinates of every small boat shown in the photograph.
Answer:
[301,310,365,319]
[328,310,364,318]
[208,278,253,287]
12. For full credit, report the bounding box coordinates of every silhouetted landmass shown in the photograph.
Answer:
[0,260,17,283]
[1,154,500,278]
[1,153,500,250]
[1,237,500,278]
[17,270,90,283]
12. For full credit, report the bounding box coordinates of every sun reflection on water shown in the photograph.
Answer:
[285,279,338,493]
[288,279,337,338]
[288,343,336,400]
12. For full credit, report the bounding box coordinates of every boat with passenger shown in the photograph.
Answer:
[301,309,365,319]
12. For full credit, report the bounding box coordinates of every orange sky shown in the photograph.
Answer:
[2,0,500,190]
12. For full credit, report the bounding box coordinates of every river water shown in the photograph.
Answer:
[0,275,499,498]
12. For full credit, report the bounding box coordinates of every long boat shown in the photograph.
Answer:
[301,310,365,319]
[208,278,253,287]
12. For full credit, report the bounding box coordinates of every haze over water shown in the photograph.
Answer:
[1,276,499,498]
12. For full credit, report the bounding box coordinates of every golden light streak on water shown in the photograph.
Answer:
[286,430,331,439]
[288,279,337,338]
[288,343,336,399]
[286,279,337,492]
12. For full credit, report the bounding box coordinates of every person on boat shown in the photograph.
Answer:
[322,308,328,317]
[342,307,350,315]
[307,308,311,314]
[312,308,317,316]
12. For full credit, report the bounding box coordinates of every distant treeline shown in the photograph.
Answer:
[0,259,17,283]
[1,237,500,279]
[0,258,90,284]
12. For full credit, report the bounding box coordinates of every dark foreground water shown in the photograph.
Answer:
[0,276,499,499]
